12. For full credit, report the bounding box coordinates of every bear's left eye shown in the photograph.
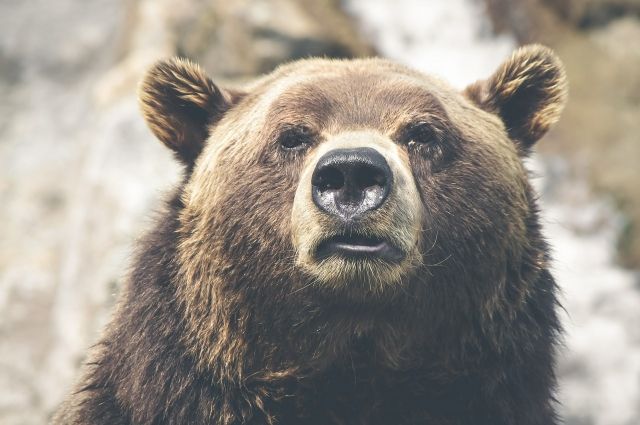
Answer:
[279,126,314,151]
[401,122,441,147]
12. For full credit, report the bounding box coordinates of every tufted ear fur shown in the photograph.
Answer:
[138,57,242,165]
[464,44,568,152]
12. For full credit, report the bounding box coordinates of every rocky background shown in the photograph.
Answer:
[0,1,637,424]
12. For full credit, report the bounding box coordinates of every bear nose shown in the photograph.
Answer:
[311,147,393,221]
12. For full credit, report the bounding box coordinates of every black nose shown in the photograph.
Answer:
[311,147,393,220]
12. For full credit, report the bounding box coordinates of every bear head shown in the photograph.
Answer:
[138,45,566,370]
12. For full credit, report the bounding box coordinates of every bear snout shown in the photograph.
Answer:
[290,130,423,288]
[311,147,393,221]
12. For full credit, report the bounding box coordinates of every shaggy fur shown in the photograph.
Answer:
[54,44,567,424]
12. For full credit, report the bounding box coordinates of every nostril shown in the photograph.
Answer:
[312,166,344,192]
[354,164,387,191]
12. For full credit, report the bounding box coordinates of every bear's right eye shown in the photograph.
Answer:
[279,126,314,151]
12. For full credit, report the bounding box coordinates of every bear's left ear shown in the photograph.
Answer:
[464,44,568,151]
[138,57,243,166]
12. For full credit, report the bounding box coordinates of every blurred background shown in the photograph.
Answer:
[0,0,638,424]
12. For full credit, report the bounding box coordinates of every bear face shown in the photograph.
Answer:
[139,47,565,313]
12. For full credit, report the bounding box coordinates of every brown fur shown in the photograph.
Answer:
[55,45,567,424]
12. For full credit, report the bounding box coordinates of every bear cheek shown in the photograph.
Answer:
[418,144,528,283]
[184,137,293,263]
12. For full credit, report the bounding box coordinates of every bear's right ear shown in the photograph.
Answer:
[138,58,242,165]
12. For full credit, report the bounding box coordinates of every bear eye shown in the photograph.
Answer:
[401,122,440,147]
[279,125,314,151]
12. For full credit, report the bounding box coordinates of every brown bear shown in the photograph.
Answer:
[54,44,567,424]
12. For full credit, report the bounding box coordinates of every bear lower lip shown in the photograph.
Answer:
[316,235,404,262]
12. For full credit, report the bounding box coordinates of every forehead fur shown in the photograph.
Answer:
[248,58,460,128]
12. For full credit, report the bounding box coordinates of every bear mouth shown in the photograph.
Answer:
[315,234,404,262]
